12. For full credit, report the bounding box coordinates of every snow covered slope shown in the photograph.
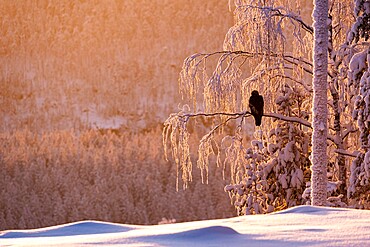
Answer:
[1,205,370,246]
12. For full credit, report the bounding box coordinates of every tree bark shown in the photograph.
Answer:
[311,0,329,206]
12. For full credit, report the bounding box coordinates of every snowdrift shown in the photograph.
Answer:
[1,205,370,246]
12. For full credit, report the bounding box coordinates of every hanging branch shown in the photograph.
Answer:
[183,50,313,70]
[163,109,314,189]
[235,5,314,34]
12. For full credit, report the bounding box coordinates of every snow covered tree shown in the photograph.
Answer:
[164,0,314,186]
[164,0,370,213]
[225,85,312,214]
[310,0,329,206]
[346,0,370,207]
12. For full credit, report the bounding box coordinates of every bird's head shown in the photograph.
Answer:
[251,90,259,96]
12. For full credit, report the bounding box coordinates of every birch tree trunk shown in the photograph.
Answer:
[311,0,328,206]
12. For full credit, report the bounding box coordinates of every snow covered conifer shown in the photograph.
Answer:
[347,0,370,205]
[225,86,312,215]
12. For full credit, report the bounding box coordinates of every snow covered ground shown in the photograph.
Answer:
[1,205,369,246]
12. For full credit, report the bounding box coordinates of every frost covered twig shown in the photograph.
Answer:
[163,109,316,190]
[264,112,311,128]
[177,111,249,120]
[269,74,313,93]
[172,111,312,128]
[234,4,313,34]
[183,51,312,69]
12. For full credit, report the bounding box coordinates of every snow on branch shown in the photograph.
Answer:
[227,1,313,53]
[264,112,311,128]
[180,50,314,112]
[171,110,311,128]
[183,51,312,68]
[269,74,312,93]
[235,4,313,34]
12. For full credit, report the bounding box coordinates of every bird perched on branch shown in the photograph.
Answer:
[249,90,264,126]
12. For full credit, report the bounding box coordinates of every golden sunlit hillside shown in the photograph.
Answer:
[0,0,233,132]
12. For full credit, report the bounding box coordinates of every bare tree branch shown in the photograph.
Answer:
[334,149,359,158]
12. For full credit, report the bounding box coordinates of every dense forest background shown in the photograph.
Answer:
[0,1,240,230]
[1,0,235,132]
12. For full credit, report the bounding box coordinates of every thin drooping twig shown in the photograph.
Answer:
[186,50,312,68]
[269,73,313,93]
[235,4,314,34]
[183,51,314,83]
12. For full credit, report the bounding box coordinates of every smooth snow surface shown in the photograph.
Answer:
[1,206,370,246]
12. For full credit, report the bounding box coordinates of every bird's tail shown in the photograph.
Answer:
[255,117,262,126]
